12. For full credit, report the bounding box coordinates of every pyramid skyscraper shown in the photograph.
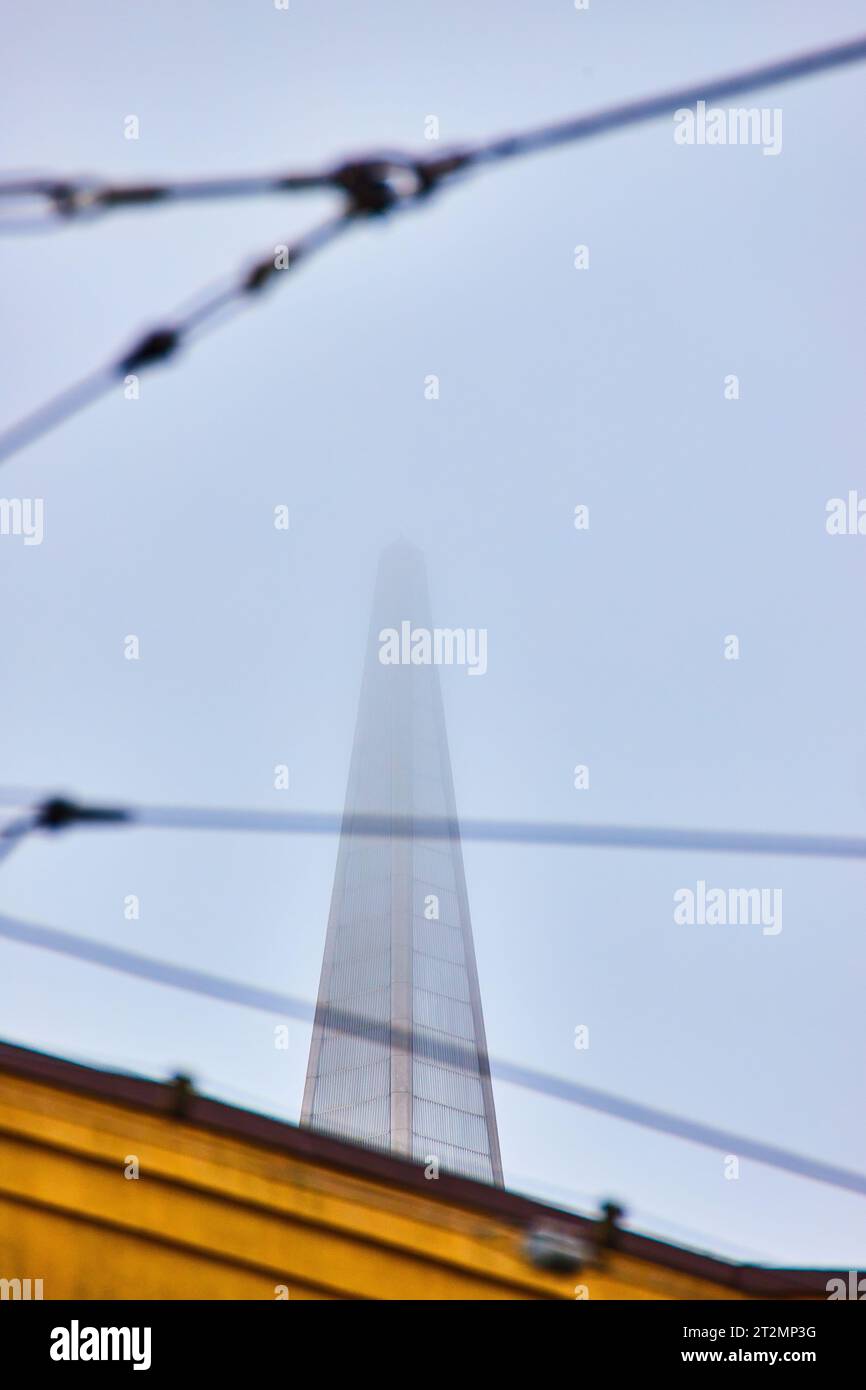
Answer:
[301,545,502,1184]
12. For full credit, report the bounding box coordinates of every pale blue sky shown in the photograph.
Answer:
[1,0,865,1268]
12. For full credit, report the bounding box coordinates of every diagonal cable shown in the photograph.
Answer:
[0,909,864,1199]
[0,210,355,465]
[0,813,38,868]
[3,34,866,227]
[1,33,865,466]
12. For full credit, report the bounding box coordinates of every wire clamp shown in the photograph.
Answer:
[333,157,445,217]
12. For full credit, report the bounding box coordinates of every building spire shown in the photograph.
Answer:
[302,547,502,1184]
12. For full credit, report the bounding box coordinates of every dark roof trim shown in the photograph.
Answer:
[0,1039,837,1296]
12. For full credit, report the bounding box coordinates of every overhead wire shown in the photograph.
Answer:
[0,169,334,230]
[0,812,37,867]
[4,34,866,229]
[1,908,864,1199]
[1,33,865,465]
[0,210,355,465]
[1,791,864,861]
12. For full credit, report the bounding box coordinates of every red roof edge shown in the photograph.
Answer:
[0,1038,840,1298]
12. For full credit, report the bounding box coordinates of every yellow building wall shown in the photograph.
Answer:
[0,1069,749,1301]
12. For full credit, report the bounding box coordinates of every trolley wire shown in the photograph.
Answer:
[0,908,863,1199]
[0,210,355,466]
[1,791,864,861]
[4,34,866,230]
[1,33,865,466]
[0,169,334,230]
[0,812,38,867]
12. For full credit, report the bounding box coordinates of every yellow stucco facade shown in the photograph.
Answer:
[0,1044,827,1301]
